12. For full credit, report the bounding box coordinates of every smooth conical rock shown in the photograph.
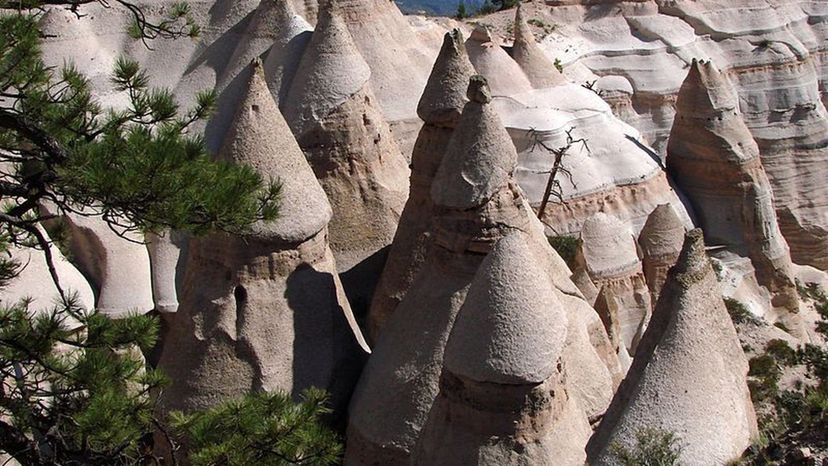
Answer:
[413,232,589,466]
[573,212,652,353]
[512,4,566,89]
[588,229,758,466]
[346,77,617,465]
[284,0,410,289]
[667,59,798,310]
[258,0,313,105]
[465,25,533,96]
[638,204,685,304]
[158,64,367,419]
[367,29,475,342]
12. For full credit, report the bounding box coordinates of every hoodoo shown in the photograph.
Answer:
[367,29,475,342]
[158,62,367,418]
[638,204,686,304]
[667,59,798,310]
[573,212,652,352]
[465,24,533,96]
[413,232,590,466]
[346,76,618,465]
[588,229,758,466]
[511,4,566,89]
[283,0,410,309]
[345,76,529,466]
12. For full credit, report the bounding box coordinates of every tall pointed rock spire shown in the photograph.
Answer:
[367,29,475,342]
[667,59,798,311]
[588,229,758,465]
[158,63,367,423]
[346,77,619,465]
[413,232,590,466]
[283,0,409,292]
[512,3,566,88]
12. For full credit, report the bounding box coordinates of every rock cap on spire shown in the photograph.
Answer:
[219,60,332,242]
[430,76,517,209]
[444,231,567,384]
[417,29,475,126]
[639,204,685,259]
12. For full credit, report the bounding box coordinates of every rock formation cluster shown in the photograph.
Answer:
[20,0,828,464]
[157,63,367,417]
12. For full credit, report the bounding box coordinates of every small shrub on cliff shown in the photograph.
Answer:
[609,427,684,466]
[724,298,760,326]
[548,235,580,270]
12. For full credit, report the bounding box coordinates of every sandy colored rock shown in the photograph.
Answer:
[346,77,617,465]
[594,285,633,375]
[573,212,652,352]
[638,204,686,304]
[145,230,184,314]
[158,64,367,419]
[52,213,154,318]
[259,0,313,105]
[367,29,474,342]
[588,229,758,466]
[667,59,798,310]
[413,232,589,466]
[465,24,533,96]
[511,4,566,89]
[284,1,410,282]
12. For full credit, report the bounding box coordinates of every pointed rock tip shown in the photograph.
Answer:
[220,60,332,242]
[671,228,710,279]
[467,75,492,104]
[417,28,475,124]
[444,231,567,384]
[470,23,494,42]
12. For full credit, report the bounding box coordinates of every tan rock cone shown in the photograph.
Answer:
[366,29,475,342]
[667,59,798,310]
[573,212,652,353]
[588,229,758,466]
[512,4,566,89]
[345,77,618,465]
[638,204,685,304]
[465,24,533,96]
[158,63,368,419]
[259,0,313,105]
[283,0,410,285]
[413,232,590,466]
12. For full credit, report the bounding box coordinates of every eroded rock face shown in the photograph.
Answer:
[573,212,651,353]
[284,1,410,315]
[667,59,798,310]
[413,232,589,466]
[535,0,828,270]
[158,63,367,418]
[145,231,184,314]
[366,29,474,342]
[588,229,758,466]
[52,213,154,318]
[638,204,686,304]
[345,77,618,465]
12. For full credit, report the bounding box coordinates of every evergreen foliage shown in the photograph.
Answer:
[609,427,684,466]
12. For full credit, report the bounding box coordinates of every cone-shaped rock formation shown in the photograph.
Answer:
[512,4,566,89]
[588,229,758,466]
[259,0,313,105]
[367,29,475,342]
[465,25,533,96]
[573,212,651,353]
[413,232,589,466]
[638,204,685,304]
[283,1,410,316]
[667,59,798,310]
[158,63,367,419]
[346,76,618,465]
